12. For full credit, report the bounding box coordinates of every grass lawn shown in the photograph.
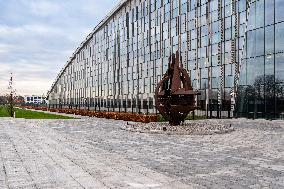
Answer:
[0,106,75,119]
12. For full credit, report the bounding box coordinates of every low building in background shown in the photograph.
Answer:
[24,95,45,105]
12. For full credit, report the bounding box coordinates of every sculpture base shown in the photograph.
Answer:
[122,120,235,135]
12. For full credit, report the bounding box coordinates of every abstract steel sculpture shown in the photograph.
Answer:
[155,51,198,126]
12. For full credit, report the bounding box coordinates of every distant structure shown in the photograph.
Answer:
[24,95,45,105]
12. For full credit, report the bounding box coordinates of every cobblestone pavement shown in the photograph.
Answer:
[0,117,283,189]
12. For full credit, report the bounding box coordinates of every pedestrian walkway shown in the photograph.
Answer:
[0,118,283,188]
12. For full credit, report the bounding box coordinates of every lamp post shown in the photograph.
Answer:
[85,97,89,110]
[59,99,62,109]
[82,97,87,110]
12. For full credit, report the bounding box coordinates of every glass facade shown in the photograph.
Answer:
[48,0,284,118]
[236,0,284,118]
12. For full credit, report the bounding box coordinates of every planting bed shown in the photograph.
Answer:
[21,106,158,123]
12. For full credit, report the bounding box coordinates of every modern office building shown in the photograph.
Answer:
[24,95,45,105]
[47,0,284,118]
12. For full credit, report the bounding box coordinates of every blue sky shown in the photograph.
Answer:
[0,0,120,96]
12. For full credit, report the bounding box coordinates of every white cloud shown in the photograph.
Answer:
[0,0,119,96]
[0,24,66,41]
[0,44,15,54]
[0,59,60,95]
[29,0,61,17]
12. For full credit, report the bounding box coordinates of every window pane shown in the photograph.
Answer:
[255,28,264,56]
[265,25,274,55]
[265,54,274,76]
[276,0,284,22]
[265,0,274,26]
[248,2,256,31]
[256,0,264,28]
[275,53,284,82]
[276,22,284,53]
[247,30,255,58]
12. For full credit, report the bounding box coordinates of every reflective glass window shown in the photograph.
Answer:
[255,28,264,57]
[276,53,284,82]
[210,0,218,12]
[265,54,274,76]
[247,30,255,58]
[276,0,284,22]
[275,22,284,53]
[265,0,274,26]
[265,25,274,55]
[247,2,256,31]
[256,0,264,28]
[238,0,246,12]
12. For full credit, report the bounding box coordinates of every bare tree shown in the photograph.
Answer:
[248,75,284,99]
[7,73,16,117]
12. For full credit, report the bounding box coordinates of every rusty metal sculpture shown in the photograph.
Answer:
[155,51,198,126]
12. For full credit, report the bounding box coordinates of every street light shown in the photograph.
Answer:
[82,97,87,110]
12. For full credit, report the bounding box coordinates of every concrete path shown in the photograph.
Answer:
[0,118,283,188]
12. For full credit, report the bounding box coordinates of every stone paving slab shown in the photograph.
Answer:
[0,117,283,188]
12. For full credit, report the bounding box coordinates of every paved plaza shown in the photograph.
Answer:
[0,117,283,189]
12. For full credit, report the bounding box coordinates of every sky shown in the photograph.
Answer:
[0,0,120,96]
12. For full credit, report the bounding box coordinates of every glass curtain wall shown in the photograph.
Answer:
[47,0,284,118]
[236,0,284,119]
